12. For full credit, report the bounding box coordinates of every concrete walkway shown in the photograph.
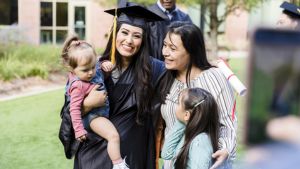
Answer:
[0,85,64,102]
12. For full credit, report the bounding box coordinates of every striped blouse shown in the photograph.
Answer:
[160,67,237,159]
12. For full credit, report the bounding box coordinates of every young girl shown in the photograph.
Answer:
[161,88,220,169]
[61,35,129,169]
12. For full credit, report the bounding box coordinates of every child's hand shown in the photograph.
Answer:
[77,134,87,142]
[101,61,114,72]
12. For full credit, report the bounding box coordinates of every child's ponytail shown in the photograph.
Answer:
[61,34,79,67]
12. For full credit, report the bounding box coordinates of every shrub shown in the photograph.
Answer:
[0,44,104,81]
[0,44,63,81]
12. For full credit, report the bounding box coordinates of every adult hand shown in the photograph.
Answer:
[82,85,107,114]
[210,149,229,169]
[267,115,300,144]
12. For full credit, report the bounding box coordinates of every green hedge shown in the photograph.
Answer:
[0,44,63,81]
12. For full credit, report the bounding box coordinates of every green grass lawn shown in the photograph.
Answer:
[0,89,73,169]
[0,58,248,169]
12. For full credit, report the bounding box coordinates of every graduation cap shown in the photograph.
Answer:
[104,0,165,64]
[104,0,165,29]
[280,1,300,18]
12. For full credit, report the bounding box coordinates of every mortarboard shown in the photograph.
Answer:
[280,1,300,18]
[104,0,165,29]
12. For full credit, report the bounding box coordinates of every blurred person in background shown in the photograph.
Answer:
[148,0,193,61]
[277,1,300,30]
[241,3,300,165]
[270,0,300,147]
[242,116,300,169]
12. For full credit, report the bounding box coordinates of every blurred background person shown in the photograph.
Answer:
[241,12,300,167]
[148,0,193,61]
[242,115,300,169]
[277,1,300,29]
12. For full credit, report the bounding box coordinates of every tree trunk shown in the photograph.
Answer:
[209,0,219,61]
[200,4,206,33]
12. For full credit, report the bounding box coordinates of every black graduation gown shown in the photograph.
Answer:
[73,58,165,169]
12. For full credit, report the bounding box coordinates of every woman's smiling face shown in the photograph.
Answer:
[162,32,190,72]
[116,24,143,58]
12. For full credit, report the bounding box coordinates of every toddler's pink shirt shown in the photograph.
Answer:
[68,73,95,139]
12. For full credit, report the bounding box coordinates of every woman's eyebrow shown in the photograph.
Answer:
[120,28,129,31]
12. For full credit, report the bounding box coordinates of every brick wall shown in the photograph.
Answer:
[225,9,249,50]
[88,1,113,49]
[18,0,39,45]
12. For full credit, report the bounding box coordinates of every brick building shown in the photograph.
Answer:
[0,0,113,48]
[0,0,287,50]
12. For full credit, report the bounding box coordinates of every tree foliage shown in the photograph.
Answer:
[179,0,265,25]
[94,0,266,59]
[175,0,265,59]
[290,0,300,6]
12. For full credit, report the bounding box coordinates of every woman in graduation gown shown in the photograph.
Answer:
[73,1,165,169]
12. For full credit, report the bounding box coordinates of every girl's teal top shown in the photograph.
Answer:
[161,120,213,169]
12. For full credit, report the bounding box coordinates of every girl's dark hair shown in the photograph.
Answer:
[160,21,213,103]
[61,34,96,69]
[174,88,219,169]
[101,22,153,124]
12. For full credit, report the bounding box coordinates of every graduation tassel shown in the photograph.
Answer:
[110,8,118,65]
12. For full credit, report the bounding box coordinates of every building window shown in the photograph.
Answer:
[56,30,67,44]
[74,6,86,40]
[41,2,53,26]
[40,0,68,44]
[0,0,18,25]
[40,30,53,43]
[57,2,68,26]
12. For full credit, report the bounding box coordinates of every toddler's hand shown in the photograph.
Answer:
[77,134,87,142]
[101,61,114,72]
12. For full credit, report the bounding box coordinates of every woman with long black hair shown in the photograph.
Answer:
[71,1,166,169]
[158,22,236,169]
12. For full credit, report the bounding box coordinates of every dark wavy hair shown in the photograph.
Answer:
[101,22,153,124]
[175,88,219,169]
[160,21,213,103]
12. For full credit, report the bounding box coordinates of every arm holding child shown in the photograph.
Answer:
[82,61,111,114]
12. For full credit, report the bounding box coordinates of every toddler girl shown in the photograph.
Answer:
[61,35,129,169]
